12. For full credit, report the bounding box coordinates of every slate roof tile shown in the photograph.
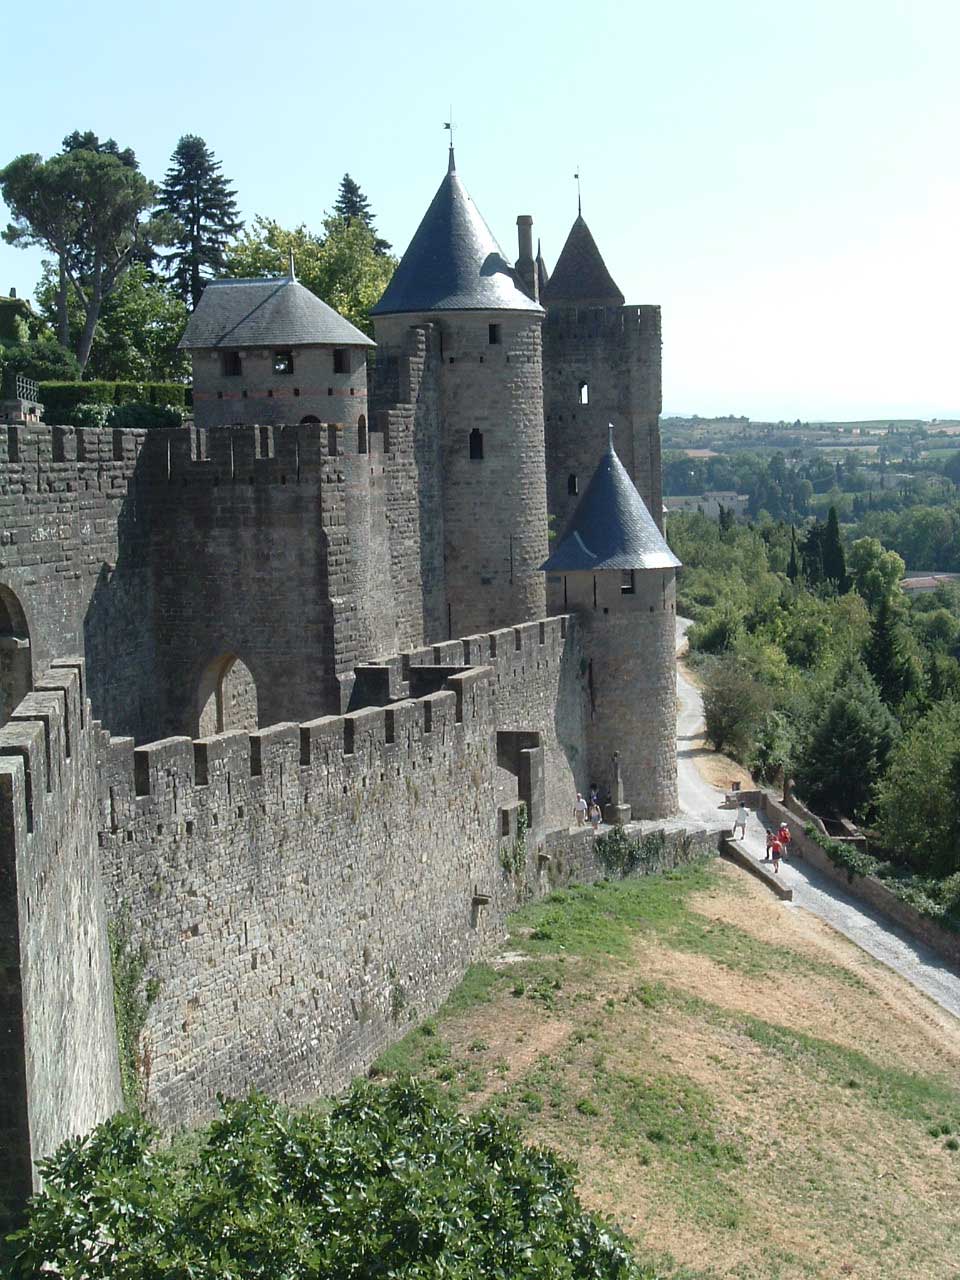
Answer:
[179,277,374,350]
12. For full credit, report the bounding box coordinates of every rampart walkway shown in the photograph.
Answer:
[676,621,960,1021]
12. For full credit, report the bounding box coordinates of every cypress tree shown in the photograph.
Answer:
[787,528,799,582]
[158,136,243,307]
[334,174,391,255]
[864,594,919,707]
[822,505,849,590]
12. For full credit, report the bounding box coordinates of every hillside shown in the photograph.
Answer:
[374,860,960,1279]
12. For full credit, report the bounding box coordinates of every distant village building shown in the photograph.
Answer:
[663,491,749,520]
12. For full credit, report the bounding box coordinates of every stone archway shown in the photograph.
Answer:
[0,585,32,727]
[196,654,259,737]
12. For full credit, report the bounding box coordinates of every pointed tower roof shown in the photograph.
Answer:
[371,151,542,316]
[540,215,624,307]
[541,431,680,572]
[179,276,374,349]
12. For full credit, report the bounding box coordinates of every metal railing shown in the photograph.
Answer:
[14,373,39,402]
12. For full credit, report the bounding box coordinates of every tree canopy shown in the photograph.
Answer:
[1,134,163,368]
[4,1080,651,1279]
[224,215,396,336]
[334,173,391,255]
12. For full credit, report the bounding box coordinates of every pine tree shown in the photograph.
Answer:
[158,136,243,307]
[333,174,391,256]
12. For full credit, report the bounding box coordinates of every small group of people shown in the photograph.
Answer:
[574,786,603,833]
[763,822,792,873]
[732,801,792,875]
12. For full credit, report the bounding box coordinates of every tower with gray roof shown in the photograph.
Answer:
[542,432,680,818]
[539,213,664,616]
[370,148,549,638]
[180,270,374,430]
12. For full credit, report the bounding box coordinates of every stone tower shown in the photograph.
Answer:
[180,270,374,430]
[542,431,680,819]
[539,214,664,614]
[370,149,549,639]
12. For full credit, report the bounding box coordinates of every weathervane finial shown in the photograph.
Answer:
[444,108,455,172]
[574,165,581,215]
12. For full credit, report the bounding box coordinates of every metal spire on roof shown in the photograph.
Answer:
[288,247,296,280]
[444,110,455,173]
[574,165,581,216]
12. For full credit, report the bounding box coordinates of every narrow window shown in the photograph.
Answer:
[327,425,338,456]
[621,569,636,595]
[273,350,293,375]
[222,351,242,376]
[333,349,348,374]
[567,473,578,495]
[358,414,368,454]
[488,323,501,345]
[578,380,589,405]
[469,428,483,460]
[258,426,270,458]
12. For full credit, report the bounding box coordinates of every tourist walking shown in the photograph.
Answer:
[588,801,602,833]
[574,793,588,826]
[770,835,783,873]
[764,830,774,862]
[734,802,748,839]
[778,822,792,860]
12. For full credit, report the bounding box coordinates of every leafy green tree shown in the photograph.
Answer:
[848,536,904,609]
[875,702,960,875]
[157,135,242,307]
[1,136,162,368]
[786,527,799,581]
[225,215,396,336]
[864,595,921,707]
[794,663,898,819]
[5,1081,652,1279]
[334,173,391,255]
[35,261,188,381]
[702,655,772,758]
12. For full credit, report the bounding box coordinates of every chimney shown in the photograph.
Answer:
[515,215,538,302]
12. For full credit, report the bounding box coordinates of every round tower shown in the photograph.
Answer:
[371,149,548,638]
[542,431,680,819]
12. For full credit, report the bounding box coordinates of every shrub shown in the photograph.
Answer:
[4,1080,655,1278]
[107,402,183,430]
[1,337,81,387]
[40,379,187,423]
[66,402,112,430]
[702,655,771,759]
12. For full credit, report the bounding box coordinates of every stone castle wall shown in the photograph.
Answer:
[0,660,122,1221]
[94,614,585,1130]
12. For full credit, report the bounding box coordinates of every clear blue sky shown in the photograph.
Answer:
[3,0,958,419]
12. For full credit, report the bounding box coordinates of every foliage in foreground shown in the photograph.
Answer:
[5,1080,658,1279]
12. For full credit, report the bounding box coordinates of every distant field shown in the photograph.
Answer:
[374,861,960,1280]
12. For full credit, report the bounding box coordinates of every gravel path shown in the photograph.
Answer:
[675,621,960,1021]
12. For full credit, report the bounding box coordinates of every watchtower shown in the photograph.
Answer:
[371,149,549,639]
[540,214,663,618]
[542,431,680,819]
[180,267,374,431]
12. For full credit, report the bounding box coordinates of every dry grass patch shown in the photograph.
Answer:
[371,859,960,1279]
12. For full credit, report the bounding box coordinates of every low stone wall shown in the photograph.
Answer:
[761,793,960,968]
[720,834,793,901]
[540,822,718,889]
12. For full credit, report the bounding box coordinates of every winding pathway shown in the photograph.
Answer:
[675,621,960,1021]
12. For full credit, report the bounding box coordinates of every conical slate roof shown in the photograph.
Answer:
[370,151,542,316]
[179,276,374,349]
[540,215,624,306]
[541,432,680,573]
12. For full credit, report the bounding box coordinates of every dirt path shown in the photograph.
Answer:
[676,618,960,1022]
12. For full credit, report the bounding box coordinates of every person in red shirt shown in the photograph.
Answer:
[770,836,783,873]
[778,822,792,860]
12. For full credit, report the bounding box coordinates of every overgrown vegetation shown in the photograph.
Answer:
[107,912,159,1112]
